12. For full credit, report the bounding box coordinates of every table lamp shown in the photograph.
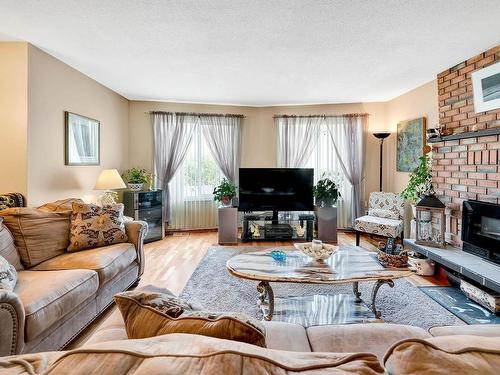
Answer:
[94,169,126,205]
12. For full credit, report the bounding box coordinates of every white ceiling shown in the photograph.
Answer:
[1,0,500,106]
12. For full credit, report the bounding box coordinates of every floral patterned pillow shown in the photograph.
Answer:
[68,202,128,252]
[114,289,267,347]
[0,255,17,291]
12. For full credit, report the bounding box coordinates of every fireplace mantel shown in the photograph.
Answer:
[404,239,500,293]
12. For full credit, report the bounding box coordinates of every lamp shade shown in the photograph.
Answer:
[94,169,126,190]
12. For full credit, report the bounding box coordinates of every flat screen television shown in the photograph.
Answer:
[238,168,314,212]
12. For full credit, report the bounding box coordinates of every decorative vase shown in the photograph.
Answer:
[128,183,143,191]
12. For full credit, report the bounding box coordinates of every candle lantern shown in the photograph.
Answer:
[415,193,446,248]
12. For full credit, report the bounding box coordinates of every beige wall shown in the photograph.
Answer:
[386,80,438,194]
[0,42,28,196]
[385,80,438,235]
[1,41,437,209]
[128,101,388,205]
[27,45,129,206]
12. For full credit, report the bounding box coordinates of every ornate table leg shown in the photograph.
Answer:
[256,281,274,321]
[352,281,362,303]
[371,279,394,318]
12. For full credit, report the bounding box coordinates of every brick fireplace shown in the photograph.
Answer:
[433,44,500,247]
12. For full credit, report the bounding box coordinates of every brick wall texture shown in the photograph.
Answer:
[434,45,500,247]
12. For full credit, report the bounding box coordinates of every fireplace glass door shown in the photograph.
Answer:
[462,200,500,264]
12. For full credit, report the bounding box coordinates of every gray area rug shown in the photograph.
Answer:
[180,246,465,330]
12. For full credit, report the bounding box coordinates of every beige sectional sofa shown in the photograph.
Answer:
[1,309,499,374]
[0,218,147,356]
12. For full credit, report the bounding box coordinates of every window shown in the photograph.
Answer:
[182,129,223,200]
[305,123,352,228]
[169,123,223,229]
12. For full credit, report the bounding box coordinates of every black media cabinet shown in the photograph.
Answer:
[241,211,315,242]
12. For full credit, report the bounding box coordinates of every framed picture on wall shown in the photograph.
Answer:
[65,111,100,166]
[472,61,500,113]
[396,117,426,172]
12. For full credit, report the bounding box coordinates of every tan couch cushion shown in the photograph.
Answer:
[84,308,129,345]
[0,208,73,268]
[114,289,267,347]
[5,334,385,374]
[307,323,431,361]
[32,243,136,285]
[429,324,500,337]
[262,321,312,352]
[384,335,500,375]
[68,202,128,252]
[15,269,98,340]
[0,218,23,270]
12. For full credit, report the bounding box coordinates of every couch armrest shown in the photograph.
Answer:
[125,220,148,277]
[0,290,25,356]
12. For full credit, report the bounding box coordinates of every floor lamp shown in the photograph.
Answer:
[373,132,391,192]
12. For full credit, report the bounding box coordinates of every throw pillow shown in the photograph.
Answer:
[0,206,75,268]
[114,289,267,347]
[0,255,17,291]
[68,202,128,252]
[0,218,23,271]
[368,208,399,220]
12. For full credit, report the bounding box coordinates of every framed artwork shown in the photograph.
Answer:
[472,61,500,113]
[396,117,426,172]
[65,111,100,166]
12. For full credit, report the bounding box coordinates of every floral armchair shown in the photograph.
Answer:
[353,192,405,246]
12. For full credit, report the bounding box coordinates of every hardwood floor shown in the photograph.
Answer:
[68,231,447,349]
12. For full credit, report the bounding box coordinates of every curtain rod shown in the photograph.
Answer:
[273,113,369,119]
[147,111,245,118]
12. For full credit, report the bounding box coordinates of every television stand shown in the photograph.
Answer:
[241,212,314,242]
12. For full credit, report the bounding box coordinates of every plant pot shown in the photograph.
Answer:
[219,196,232,207]
[128,183,143,191]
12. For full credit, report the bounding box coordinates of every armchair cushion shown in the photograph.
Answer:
[368,208,399,220]
[32,243,137,285]
[15,269,98,340]
[354,215,403,238]
[369,192,404,220]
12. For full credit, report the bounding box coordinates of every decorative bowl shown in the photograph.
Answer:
[294,242,338,261]
[269,250,287,262]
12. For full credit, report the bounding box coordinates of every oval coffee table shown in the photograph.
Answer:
[226,246,411,326]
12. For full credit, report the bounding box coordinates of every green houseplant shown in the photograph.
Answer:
[400,152,433,216]
[122,168,153,191]
[213,178,237,207]
[313,174,341,207]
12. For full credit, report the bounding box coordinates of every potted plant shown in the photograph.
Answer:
[313,174,341,207]
[213,178,237,207]
[400,149,433,218]
[122,168,153,191]
[313,173,342,243]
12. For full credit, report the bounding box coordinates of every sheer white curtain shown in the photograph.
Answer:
[305,122,353,228]
[326,115,366,225]
[169,122,224,230]
[200,115,242,184]
[276,116,322,167]
[153,113,198,223]
[276,115,366,229]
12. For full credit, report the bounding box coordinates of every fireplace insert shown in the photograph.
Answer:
[462,200,500,264]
